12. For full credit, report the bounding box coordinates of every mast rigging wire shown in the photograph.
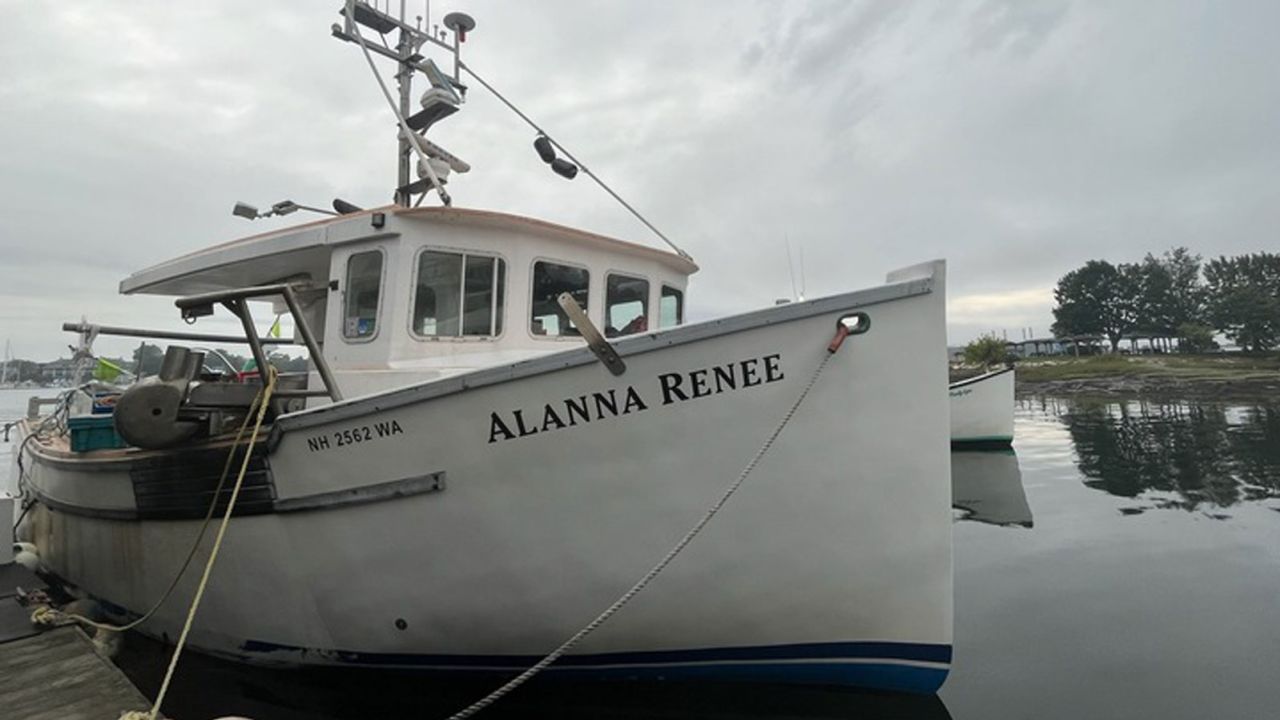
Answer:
[459,61,693,262]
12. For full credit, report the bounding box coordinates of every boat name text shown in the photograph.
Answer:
[488,353,784,444]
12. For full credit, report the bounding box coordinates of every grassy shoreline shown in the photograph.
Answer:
[955,353,1280,399]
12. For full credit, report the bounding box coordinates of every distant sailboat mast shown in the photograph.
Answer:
[1,339,11,386]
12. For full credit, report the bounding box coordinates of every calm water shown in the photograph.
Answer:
[3,388,1279,719]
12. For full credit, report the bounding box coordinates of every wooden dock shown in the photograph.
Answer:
[0,563,152,720]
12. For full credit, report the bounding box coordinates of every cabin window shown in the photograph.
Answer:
[413,250,506,337]
[531,260,589,337]
[660,285,684,328]
[343,250,383,339]
[605,273,649,337]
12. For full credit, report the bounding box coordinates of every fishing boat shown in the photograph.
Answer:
[949,367,1014,447]
[14,3,952,694]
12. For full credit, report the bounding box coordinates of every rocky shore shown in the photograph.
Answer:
[1015,373,1280,399]
[952,354,1280,400]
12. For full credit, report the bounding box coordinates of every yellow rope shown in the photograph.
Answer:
[138,368,278,720]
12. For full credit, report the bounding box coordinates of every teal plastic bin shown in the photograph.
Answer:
[68,415,127,452]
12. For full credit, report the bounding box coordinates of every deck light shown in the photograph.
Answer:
[232,202,260,219]
[333,198,364,215]
[232,199,339,220]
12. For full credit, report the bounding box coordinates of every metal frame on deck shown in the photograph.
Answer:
[64,283,343,402]
[175,284,343,402]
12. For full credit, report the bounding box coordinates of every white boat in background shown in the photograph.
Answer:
[951,449,1032,528]
[949,367,1015,446]
[14,3,953,696]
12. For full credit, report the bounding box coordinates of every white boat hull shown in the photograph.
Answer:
[949,368,1015,446]
[22,262,952,693]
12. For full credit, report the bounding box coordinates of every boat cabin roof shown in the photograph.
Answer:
[120,206,697,297]
[117,205,700,393]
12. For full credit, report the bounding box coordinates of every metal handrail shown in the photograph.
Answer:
[61,322,296,346]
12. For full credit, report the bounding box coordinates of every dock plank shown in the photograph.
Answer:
[0,562,42,599]
[0,626,152,720]
[0,563,44,643]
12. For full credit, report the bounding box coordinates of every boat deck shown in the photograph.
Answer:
[0,564,152,720]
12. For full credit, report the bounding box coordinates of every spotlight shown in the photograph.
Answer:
[231,199,338,220]
[232,202,260,219]
[333,198,364,215]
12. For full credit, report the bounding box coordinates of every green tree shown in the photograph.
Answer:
[1133,248,1204,352]
[963,334,1010,367]
[12,359,40,383]
[1176,322,1216,353]
[1162,247,1204,331]
[131,343,165,376]
[1052,260,1140,351]
[1204,253,1280,352]
[1133,254,1176,342]
[268,352,310,373]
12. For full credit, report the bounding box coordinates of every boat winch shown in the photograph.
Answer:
[113,346,288,449]
[113,347,207,448]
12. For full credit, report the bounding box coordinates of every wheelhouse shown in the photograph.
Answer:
[119,206,698,401]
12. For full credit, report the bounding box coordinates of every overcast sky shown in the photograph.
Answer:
[2,0,1277,361]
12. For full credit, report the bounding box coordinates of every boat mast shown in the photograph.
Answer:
[332,1,472,208]
[394,0,413,206]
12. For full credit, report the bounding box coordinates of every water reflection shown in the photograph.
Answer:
[1040,397,1280,512]
[951,449,1033,528]
[115,631,953,720]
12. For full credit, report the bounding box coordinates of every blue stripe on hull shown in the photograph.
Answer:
[527,661,948,695]
[83,587,953,694]
[237,639,952,694]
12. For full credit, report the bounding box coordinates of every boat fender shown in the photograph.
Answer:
[13,541,40,572]
[92,627,123,658]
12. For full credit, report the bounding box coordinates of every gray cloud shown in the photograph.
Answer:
[1,0,1277,360]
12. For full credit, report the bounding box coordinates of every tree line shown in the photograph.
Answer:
[0,348,310,385]
[1051,249,1280,352]
[125,344,310,376]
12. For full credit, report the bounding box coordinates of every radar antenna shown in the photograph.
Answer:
[332,1,474,207]
[331,3,692,262]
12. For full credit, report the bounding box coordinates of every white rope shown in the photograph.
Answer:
[445,348,839,719]
[458,61,694,263]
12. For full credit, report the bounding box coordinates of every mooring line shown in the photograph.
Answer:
[445,328,851,719]
[117,368,278,720]
[32,391,267,636]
